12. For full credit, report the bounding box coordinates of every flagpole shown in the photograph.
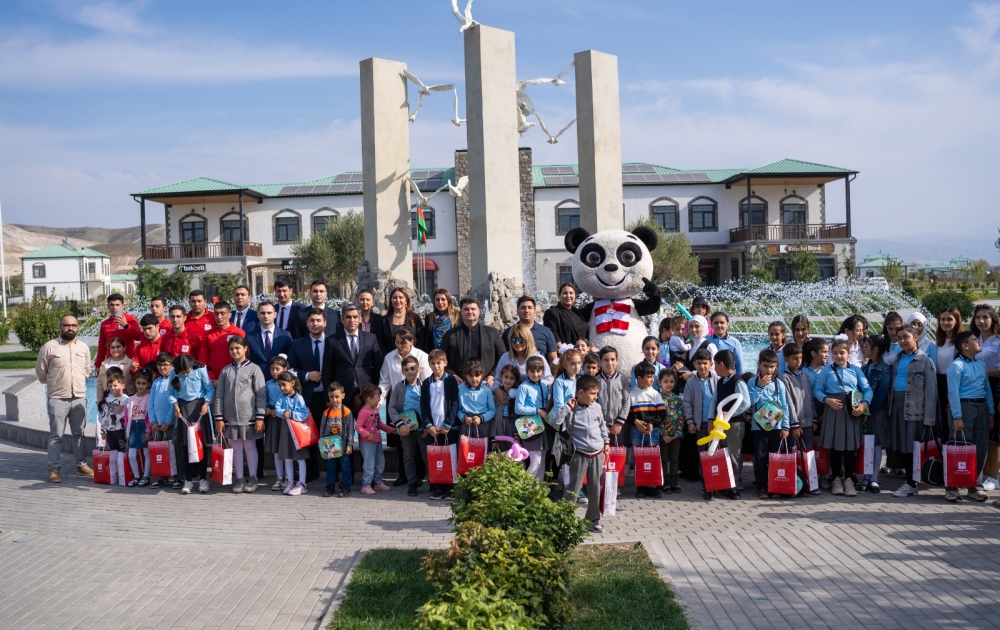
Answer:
[0,201,7,319]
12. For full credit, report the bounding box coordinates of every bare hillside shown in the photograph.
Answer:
[5,223,165,275]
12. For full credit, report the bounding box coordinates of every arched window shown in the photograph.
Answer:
[410,205,436,240]
[219,212,248,243]
[780,195,808,240]
[739,195,768,228]
[273,209,302,244]
[32,263,46,279]
[311,208,339,234]
[555,199,580,235]
[688,196,718,232]
[179,213,207,243]
[649,197,679,232]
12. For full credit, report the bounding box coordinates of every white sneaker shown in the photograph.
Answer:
[287,482,304,496]
[198,479,210,494]
[843,478,857,497]
[982,477,997,492]
[271,477,286,492]
[892,483,917,498]
[831,478,844,495]
[181,481,193,495]
[282,480,294,495]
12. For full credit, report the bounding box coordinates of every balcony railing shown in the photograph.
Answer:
[729,223,848,243]
[144,241,263,260]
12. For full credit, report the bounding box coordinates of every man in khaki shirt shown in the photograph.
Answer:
[36,315,93,482]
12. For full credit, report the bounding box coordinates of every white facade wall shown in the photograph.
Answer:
[22,256,111,302]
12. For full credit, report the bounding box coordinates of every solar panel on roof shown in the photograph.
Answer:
[418,179,443,191]
[622,164,655,174]
[333,174,354,182]
[329,184,347,193]
[342,183,363,193]
[541,167,562,175]
[545,176,579,186]
[278,186,296,195]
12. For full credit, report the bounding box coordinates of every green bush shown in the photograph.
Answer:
[413,582,537,629]
[921,290,974,321]
[901,279,918,300]
[419,523,564,627]
[12,295,70,352]
[0,316,11,345]
[449,454,588,554]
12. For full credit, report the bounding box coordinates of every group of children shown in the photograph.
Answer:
[93,296,999,533]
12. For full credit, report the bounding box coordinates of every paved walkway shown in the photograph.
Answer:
[1,439,999,629]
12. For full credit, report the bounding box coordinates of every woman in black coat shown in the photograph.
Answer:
[376,287,425,356]
[542,283,589,347]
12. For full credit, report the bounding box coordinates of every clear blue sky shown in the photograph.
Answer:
[0,0,997,243]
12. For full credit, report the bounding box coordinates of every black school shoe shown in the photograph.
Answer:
[339,487,352,498]
[323,486,335,497]
[636,487,647,498]
[728,489,741,500]
[702,491,713,501]
[646,487,663,499]
[408,484,418,497]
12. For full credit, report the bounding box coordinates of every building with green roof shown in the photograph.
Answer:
[22,241,111,302]
[131,151,857,294]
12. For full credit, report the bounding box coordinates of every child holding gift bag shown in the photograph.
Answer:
[421,349,459,500]
[628,361,666,498]
[212,336,267,494]
[388,357,422,496]
[458,360,495,441]
[491,364,521,452]
[714,350,751,499]
[860,335,890,493]
[946,331,994,503]
[356,383,395,495]
[749,349,790,499]
[812,338,871,497]
[263,356,291,492]
[515,355,553,481]
[99,371,130,453]
[274,370,311,496]
[658,369,685,493]
[887,325,939,499]
[125,369,152,487]
[148,351,176,488]
[320,382,355,498]
[167,354,215,495]
[781,343,819,495]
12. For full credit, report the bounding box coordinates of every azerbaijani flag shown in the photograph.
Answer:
[416,206,428,246]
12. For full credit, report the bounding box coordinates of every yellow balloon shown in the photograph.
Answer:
[696,435,712,446]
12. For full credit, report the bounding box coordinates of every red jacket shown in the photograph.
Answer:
[199,325,246,380]
[156,318,171,337]
[161,328,199,359]
[95,314,141,369]
[132,336,162,374]
[184,311,217,349]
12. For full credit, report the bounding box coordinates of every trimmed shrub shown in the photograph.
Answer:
[449,454,588,554]
[12,295,70,353]
[413,582,537,629]
[921,290,974,322]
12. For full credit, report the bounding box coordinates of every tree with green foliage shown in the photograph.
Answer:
[969,259,989,282]
[11,294,70,352]
[136,265,191,300]
[201,272,244,301]
[5,273,23,298]
[882,257,903,283]
[624,218,700,284]
[841,251,857,278]
[921,289,973,321]
[782,242,820,282]
[292,210,365,298]
[745,242,776,283]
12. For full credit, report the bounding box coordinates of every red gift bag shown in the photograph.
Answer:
[944,438,978,488]
[117,451,143,487]
[796,440,819,492]
[211,441,234,486]
[93,449,113,485]
[913,432,942,484]
[634,435,663,487]
[287,414,319,449]
[813,437,831,476]
[186,420,205,463]
[701,447,736,492]
[427,439,457,485]
[605,442,627,487]
[457,430,487,476]
[149,441,177,477]
[768,441,797,496]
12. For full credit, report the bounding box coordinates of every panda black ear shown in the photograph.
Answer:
[632,225,658,252]
[564,227,591,254]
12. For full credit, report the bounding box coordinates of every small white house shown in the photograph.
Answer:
[22,242,111,302]
[109,273,137,296]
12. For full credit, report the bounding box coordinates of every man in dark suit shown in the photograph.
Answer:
[292,280,342,339]
[247,300,292,376]
[231,285,260,335]
[287,306,332,482]
[324,304,382,406]
[440,297,507,384]
[273,280,302,338]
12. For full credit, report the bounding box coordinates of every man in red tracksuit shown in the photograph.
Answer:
[95,293,141,370]
[132,313,163,374]
[150,296,171,336]
[199,301,246,382]
[184,290,216,351]
[161,305,198,359]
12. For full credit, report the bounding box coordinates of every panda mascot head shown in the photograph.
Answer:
[564,225,659,371]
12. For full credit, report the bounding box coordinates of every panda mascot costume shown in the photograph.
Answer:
[563,226,662,370]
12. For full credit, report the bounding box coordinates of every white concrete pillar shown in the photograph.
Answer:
[464,25,522,289]
[574,49,624,233]
[360,57,412,281]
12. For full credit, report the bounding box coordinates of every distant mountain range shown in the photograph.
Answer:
[4,223,164,275]
[856,233,1000,266]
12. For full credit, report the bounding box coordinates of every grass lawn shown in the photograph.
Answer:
[329,543,687,630]
[0,350,40,369]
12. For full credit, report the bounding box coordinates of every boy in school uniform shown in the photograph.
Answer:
[550,375,610,533]
[388,355,426,497]
[945,331,995,503]
[749,349,791,499]
[781,343,820,495]
[420,349,459,500]
[457,359,496,443]
[713,350,751,499]
[628,361,667,498]
[683,348,719,500]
